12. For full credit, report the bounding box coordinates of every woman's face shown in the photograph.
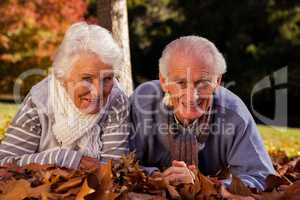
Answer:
[63,53,114,114]
[160,52,220,124]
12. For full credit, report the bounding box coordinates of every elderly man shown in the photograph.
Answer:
[0,22,129,169]
[130,36,275,195]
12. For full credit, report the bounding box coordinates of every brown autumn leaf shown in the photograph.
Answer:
[166,184,181,200]
[75,178,95,200]
[251,190,284,200]
[0,168,13,180]
[195,172,221,199]
[295,159,300,172]
[0,179,51,200]
[228,176,253,196]
[252,181,300,200]
[269,150,289,165]
[25,163,53,171]
[1,151,299,200]
[283,180,300,200]
[265,174,291,191]
[54,176,83,192]
[93,160,116,200]
[124,192,167,200]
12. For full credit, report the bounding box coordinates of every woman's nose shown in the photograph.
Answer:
[90,79,100,97]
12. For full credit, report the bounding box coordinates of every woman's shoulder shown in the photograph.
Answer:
[29,75,53,112]
[30,76,51,93]
[109,82,129,110]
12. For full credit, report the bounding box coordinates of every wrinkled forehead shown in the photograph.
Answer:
[67,53,113,78]
[166,51,219,80]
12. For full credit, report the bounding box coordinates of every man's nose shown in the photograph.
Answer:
[185,84,198,102]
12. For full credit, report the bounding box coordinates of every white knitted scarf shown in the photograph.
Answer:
[49,77,104,159]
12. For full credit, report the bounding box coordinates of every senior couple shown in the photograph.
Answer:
[0,22,274,197]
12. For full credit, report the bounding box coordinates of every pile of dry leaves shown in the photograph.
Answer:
[0,151,299,200]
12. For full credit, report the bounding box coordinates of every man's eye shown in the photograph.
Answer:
[196,80,214,90]
[177,81,187,88]
[82,77,93,82]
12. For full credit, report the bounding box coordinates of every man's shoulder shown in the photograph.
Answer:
[213,86,252,123]
[133,80,162,95]
[130,80,163,108]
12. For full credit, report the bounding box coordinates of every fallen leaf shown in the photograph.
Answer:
[54,176,83,192]
[0,179,51,200]
[93,160,115,200]
[283,180,300,200]
[265,174,291,191]
[75,178,95,200]
[228,176,253,196]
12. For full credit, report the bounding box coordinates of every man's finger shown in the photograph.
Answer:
[164,173,187,186]
[162,166,185,177]
[188,165,196,170]
[172,160,187,167]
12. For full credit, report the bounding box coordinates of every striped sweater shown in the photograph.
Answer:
[0,76,129,169]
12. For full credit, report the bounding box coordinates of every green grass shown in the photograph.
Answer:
[258,125,300,157]
[0,102,299,156]
[0,102,18,139]
[0,102,18,116]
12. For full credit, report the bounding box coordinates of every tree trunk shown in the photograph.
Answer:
[97,0,133,95]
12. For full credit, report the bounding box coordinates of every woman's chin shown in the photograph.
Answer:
[85,107,100,114]
[78,103,100,114]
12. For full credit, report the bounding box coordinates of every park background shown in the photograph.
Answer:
[0,0,299,156]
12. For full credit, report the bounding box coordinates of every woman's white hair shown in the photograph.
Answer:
[159,36,226,77]
[52,22,122,79]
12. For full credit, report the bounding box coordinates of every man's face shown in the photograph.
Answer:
[160,52,220,124]
[63,53,114,114]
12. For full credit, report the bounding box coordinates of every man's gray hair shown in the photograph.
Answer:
[52,22,122,79]
[159,36,227,77]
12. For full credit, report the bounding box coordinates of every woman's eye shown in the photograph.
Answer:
[103,76,113,83]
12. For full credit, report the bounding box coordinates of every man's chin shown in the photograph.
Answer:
[187,114,203,121]
[178,111,204,122]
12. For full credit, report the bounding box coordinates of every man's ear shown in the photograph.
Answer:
[159,73,168,93]
[216,75,222,87]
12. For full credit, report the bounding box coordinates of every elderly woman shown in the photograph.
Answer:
[130,36,275,195]
[0,22,129,169]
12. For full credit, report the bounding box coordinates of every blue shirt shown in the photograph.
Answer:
[129,80,275,191]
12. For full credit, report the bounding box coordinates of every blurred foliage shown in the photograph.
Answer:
[258,125,300,157]
[0,0,299,125]
[126,0,300,126]
[127,0,300,85]
[0,0,88,95]
[0,102,17,140]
